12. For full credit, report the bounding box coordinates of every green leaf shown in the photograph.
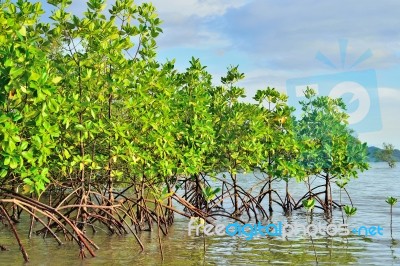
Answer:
[22,150,34,161]
[343,205,357,217]
[302,198,315,211]
[52,76,62,84]
[20,86,28,93]
[12,135,21,142]
[63,149,71,159]
[9,158,18,169]
[75,124,85,130]
[386,196,398,206]
[30,72,41,81]
[4,157,11,166]
[18,26,27,36]
[0,169,7,178]
[20,141,29,150]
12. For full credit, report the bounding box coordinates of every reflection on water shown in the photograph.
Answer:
[0,163,399,265]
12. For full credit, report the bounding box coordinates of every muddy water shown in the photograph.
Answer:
[0,162,399,265]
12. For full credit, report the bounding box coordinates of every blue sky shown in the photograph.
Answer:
[41,0,400,148]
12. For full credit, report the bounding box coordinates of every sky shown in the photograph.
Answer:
[40,0,400,148]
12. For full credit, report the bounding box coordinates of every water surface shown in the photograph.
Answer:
[0,162,399,265]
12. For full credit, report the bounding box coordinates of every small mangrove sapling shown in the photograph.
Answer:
[336,180,349,223]
[302,198,318,264]
[343,205,357,224]
[386,196,398,238]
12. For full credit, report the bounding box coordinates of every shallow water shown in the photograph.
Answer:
[0,162,399,265]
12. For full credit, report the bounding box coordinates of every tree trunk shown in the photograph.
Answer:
[233,173,239,215]
[325,174,331,216]
[268,174,273,213]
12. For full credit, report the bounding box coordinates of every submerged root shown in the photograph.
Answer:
[0,188,97,261]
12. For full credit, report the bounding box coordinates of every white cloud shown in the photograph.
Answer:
[220,0,400,70]
[150,0,249,18]
[149,0,249,48]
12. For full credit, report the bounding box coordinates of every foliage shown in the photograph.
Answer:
[207,66,266,215]
[254,87,305,212]
[0,0,61,194]
[297,87,369,179]
[302,198,315,211]
[386,196,398,206]
[201,186,221,202]
[0,0,373,261]
[254,87,303,181]
[343,205,357,217]
[295,87,369,214]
